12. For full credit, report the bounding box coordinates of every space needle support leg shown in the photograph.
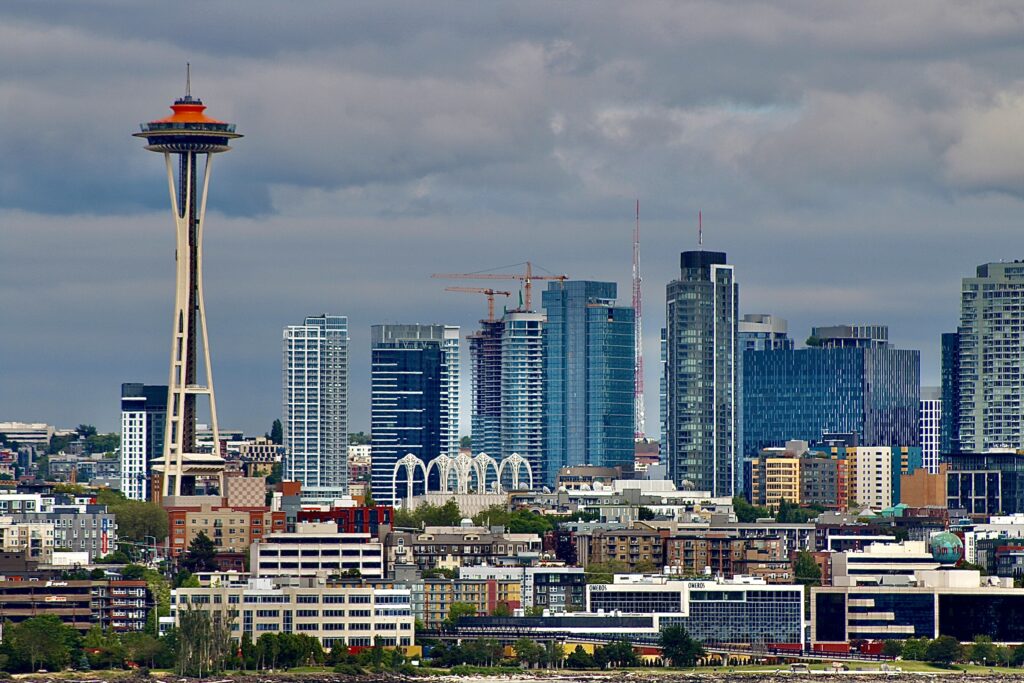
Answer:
[195,152,222,492]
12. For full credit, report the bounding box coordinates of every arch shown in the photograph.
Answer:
[472,453,499,493]
[453,452,476,494]
[426,454,456,493]
[391,453,427,506]
[496,452,533,492]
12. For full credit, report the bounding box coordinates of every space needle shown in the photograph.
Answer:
[134,69,242,502]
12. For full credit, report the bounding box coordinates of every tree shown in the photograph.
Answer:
[902,638,930,661]
[181,531,218,573]
[7,614,79,672]
[544,641,565,669]
[585,559,629,584]
[85,433,120,454]
[926,635,962,666]
[123,632,164,668]
[460,435,471,449]
[513,637,544,668]
[882,640,904,658]
[349,432,371,445]
[492,601,513,617]
[175,607,234,676]
[77,424,98,438]
[444,601,478,629]
[970,635,998,666]
[97,490,168,544]
[395,499,463,528]
[659,625,705,667]
[566,645,597,669]
[363,487,375,507]
[596,639,638,668]
[120,564,146,580]
[732,496,770,522]
[793,551,822,587]
[83,626,126,669]
[269,419,283,445]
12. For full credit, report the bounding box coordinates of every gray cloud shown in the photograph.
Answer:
[4,2,1024,434]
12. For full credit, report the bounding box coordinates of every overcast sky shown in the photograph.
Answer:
[4,1,1024,435]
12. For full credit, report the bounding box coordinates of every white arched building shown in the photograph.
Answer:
[391,452,533,505]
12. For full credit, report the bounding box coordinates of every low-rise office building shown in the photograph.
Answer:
[459,565,585,611]
[173,577,414,650]
[585,575,803,647]
[0,579,152,633]
[812,569,1024,644]
[831,540,940,587]
[250,523,384,579]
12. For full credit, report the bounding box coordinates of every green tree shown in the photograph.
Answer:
[175,607,234,676]
[566,645,597,669]
[83,626,126,669]
[266,462,283,485]
[97,490,168,544]
[395,499,463,528]
[460,435,471,449]
[544,641,565,669]
[77,424,98,438]
[732,496,770,522]
[7,614,79,672]
[793,551,822,587]
[659,625,705,666]
[926,635,962,666]
[444,601,478,629]
[585,559,629,584]
[85,433,120,454]
[513,637,544,668]
[348,432,371,445]
[181,531,218,573]
[120,564,146,580]
[595,639,638,668]
[269,419,283,445]
[970,635,998,666]
[47,434,74,455]
[123,632,164,668]
[902,638,930,661]
[492,601,513,617]
[882,640,904,658]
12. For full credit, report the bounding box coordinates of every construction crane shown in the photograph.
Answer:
[444,287,512,322]
[432,261,568,311]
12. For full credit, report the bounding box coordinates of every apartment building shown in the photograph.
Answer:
[250,523,384,579]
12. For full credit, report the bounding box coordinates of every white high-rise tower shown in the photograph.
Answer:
[283,315,350,503]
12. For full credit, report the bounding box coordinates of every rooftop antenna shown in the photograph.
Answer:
[698,210,703,248]
[185,62,191,98]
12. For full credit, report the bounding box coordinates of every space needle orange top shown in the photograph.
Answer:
[134,93,241,154]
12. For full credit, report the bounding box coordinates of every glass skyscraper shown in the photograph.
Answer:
[283,315,349,503]
[957,262,1024,451]
[542,281,635,486]
[370,324,459,505]
[468,320,503,457]
[940,331,960,454]
[664,251,738,496]
[742,325,920,457]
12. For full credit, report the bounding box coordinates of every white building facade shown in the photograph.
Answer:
[283,315,349,503]
[250,524,384,580]
[500,311,545,484]
[920,388,941,474]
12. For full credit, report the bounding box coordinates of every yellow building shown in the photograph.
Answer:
[764,457,801,507]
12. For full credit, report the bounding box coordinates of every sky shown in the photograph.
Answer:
[4,1,1024,436]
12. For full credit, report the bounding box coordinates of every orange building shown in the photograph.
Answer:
[900,463,948,508]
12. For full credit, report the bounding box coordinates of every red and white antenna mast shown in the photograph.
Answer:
[633,199,646,439]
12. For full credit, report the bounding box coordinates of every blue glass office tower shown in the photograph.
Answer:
[742,326,920,457]
[665,251,738,496]
[542,281,635,486]
[940,332,960,454]
[370,324,459,505]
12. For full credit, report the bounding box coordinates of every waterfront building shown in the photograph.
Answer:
[585,575,804,647]
[664,251,739,496]
[370,324,459,505]
[283,314,349,503]
[173,577,414,650]
[0,579,152,634]
[542,281,635,486]
[459,565,586,612]
[120,383,167,501]
[812,569,1024,644]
